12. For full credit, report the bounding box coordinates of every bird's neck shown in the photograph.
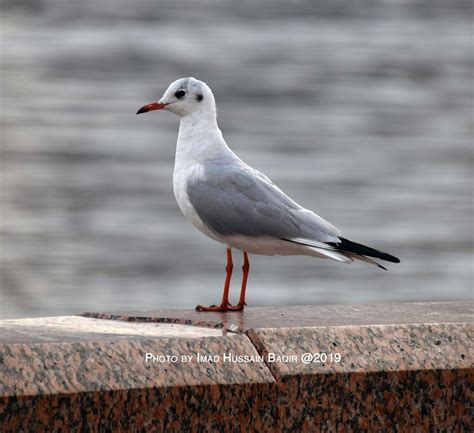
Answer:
[176,110,232,165]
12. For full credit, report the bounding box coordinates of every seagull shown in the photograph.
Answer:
[137,77,400,312]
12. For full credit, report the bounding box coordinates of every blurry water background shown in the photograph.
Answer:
[0,0,472,319]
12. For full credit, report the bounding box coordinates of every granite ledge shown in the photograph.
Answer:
[1,302,472,432]
[82,301,474,332]
[0,316,228,344]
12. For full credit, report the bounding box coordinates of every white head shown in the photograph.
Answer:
[137,77,216,118]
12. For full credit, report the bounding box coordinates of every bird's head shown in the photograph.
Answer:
[137,77,215,118]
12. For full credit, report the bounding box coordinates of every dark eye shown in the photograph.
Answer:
[175,90,186,99]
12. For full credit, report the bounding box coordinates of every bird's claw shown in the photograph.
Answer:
[195,303,245,312]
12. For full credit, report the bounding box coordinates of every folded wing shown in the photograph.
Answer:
[187,161,400,268]
[187,162,340,243]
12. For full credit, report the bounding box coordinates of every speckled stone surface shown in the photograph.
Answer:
[82,301,473,332]
[0,316,226,343]
[0,318,276,432]
[1,302,473,432]
[248,322,473,432]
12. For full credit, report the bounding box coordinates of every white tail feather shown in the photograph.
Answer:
[285,237,352,263]
[306,246,353,263]
[284,237,386,268]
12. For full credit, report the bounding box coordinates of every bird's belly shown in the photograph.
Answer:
[222,235,317,257]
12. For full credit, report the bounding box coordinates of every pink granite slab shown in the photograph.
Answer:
[82,301,474,333]
[0,319,277,432]
[0,316,226,344]
[1,303,472,432]
[247,322,473,432]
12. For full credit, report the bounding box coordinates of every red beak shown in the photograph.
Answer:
[136,102,168,115]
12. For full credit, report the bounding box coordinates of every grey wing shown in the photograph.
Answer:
[187,163,340,243]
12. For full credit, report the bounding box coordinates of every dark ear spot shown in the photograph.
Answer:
[196,94,203,102]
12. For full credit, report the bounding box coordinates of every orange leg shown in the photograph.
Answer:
[239,252,250,307]
[226,252,250,311]
[196,248,234,312]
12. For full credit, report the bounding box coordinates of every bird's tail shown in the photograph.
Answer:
[282,236,400,270]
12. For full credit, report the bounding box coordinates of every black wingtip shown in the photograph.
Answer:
[382,252,401,264]
[328,237,400,264]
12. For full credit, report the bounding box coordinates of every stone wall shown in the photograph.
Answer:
[1,302,472,432]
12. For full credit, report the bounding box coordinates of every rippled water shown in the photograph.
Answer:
[1,0,472,318]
